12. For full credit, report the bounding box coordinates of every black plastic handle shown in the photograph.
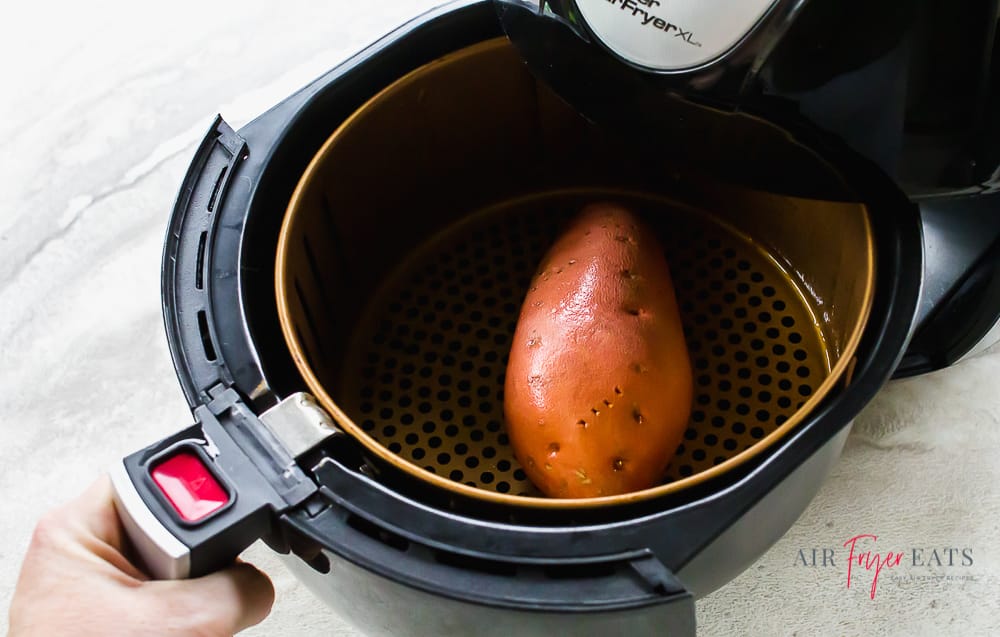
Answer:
[110,388,317,579]
[110,422,266,578]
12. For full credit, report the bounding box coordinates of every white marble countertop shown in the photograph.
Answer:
[2,2,999,635]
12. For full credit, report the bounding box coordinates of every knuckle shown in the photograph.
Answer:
[152,585,230,637]
[29,511,64,549]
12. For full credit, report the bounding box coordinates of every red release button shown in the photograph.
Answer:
[151,450,229,522]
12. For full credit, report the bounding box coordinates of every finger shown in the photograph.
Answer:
[53,476,148,580]
[157,562,275,634]
[62,475,124,547]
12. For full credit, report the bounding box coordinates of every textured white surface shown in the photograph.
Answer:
[1,2,999,636]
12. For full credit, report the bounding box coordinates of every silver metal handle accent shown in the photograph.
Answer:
[109,461,191,579]
[259,392,341,459]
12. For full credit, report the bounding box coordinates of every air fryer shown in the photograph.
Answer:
[108,2,1000,635]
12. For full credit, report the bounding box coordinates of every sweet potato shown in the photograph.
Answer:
[504,203,692,498]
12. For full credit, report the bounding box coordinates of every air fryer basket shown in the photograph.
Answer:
[275,38,874,508]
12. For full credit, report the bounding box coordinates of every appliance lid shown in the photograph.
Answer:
[573,0,780,71]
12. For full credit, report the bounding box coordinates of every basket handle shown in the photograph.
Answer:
[109,402,304,579]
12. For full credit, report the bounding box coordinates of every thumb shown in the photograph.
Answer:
[151,562,275,635]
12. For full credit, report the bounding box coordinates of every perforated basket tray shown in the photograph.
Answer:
[275,39,874,508]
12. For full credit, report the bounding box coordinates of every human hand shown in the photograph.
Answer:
[8,475,274,636]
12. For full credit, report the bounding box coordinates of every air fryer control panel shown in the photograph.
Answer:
[574,0,779,70]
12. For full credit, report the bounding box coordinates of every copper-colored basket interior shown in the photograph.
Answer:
[275,38,875,508]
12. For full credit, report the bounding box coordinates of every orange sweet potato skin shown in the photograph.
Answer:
[504,203,692,498]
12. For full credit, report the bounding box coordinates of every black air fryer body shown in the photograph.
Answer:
[109,2,1000,635]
